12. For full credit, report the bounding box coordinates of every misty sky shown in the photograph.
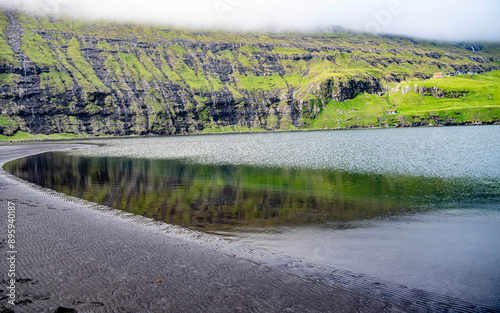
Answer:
[1,0,499,41]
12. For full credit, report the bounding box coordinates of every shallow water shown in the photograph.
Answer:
[216,207,500,307]
[5,126,500,307]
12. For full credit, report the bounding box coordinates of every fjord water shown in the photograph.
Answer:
[6,126,500,307]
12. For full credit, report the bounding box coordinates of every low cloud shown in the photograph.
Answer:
[1,0,499,41]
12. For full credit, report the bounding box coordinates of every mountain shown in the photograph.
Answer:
[0,9,499,140]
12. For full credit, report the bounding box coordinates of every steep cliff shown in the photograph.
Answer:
[0,9,499,138]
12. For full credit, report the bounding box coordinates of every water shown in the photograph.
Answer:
[5,126,500,308]
[222,208,500,307]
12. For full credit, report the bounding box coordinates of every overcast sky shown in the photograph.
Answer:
[1,0,499,42]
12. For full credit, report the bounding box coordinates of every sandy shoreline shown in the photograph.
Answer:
[0,144,496,312]
[0,144,401,312]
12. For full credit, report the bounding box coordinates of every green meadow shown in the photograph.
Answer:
[306,71,500,129]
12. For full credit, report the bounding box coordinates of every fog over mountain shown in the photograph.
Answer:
[0,0,499,41]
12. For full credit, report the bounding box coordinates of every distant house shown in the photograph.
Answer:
[387,110,397,115]
[446,72,454,77]
[432,72,445,79]
[467,71,475,75]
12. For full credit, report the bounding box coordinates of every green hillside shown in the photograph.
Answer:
[307,71,500,129]
[0,9,499,141]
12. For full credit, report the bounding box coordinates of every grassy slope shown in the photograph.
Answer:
[0,11,499,140]
[307,71,500,129]
[0,132,82,142]
[0,11,15,65]
[6,12,498,94]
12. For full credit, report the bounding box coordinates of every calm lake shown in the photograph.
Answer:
[5,126,500,308]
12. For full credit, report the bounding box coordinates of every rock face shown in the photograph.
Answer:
[322,78,387,102]
[399,85,464,99]
[0,9,498,137]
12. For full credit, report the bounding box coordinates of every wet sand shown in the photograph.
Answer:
[0,144,401,312]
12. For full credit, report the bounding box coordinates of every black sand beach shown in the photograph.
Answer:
[0,144,402,312]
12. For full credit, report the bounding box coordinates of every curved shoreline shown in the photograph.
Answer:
[0,144,399,312]
[0,144,496,312]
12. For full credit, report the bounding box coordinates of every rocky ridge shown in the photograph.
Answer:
[0,9,499,137]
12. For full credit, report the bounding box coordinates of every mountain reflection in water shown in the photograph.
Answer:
[5,152,496,231]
